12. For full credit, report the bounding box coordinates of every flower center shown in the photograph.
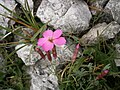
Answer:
[48,38,53,43]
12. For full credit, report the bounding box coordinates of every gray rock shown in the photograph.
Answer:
[28,61,59,90]
[56,45,73,63]
[81,21,120,45]
[115,44,120,66]
[0,0,16,37]
[105,0,120,24]
[115,44,120,53]
[15,44,41,66]
[36,0,92,33]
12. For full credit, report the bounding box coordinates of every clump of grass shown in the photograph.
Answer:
[0,47,30,90]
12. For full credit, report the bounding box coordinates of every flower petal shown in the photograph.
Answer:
[53,37,66,46]
[37,38,48,46]
[42,41,54,51]
[43,30,53,38]
[53,29,62,39]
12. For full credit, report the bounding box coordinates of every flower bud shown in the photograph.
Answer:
[101,70,109,77]
[96,70,109,80]
[52,46,57,59]
[35,47,45,59]
[72,44,80,63]
[46,51,52,61]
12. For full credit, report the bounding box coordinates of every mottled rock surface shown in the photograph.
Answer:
[0,0,16,37]
[115,44,120,66]
[28,60,59,90]
[81,21,120,45]
[15,44,41,66]
[36,0,92,33]
[105,0,120,24]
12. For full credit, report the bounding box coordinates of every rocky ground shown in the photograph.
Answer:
[1,0,120,90]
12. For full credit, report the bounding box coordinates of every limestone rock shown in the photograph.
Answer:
[15,44,41,66]
[115,44,120,66]
[36,0,92,33]
[56,45,73,63]
[0,0,16,15]
[105,0,120,24]
[28,61,59,90]
[81,21,120,45]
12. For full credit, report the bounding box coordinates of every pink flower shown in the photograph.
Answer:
[37,29,66,51]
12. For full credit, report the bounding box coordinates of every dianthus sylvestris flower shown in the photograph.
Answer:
[37,29,66,51]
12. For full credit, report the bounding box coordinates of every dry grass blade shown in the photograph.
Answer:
[7,16,38,32]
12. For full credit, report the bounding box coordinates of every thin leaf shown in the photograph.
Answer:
[30,22,48,42]
[73,57,86,72]
[21,6,33,26]
[25,0,40,29]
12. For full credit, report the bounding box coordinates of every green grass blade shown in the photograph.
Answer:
[25,0,40,29]
[30,23,48,42]
[21,6,33,26]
